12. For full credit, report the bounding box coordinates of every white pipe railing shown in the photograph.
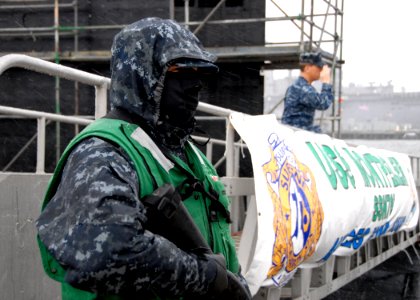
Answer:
[0,54,110,119]
[0,105,93,125]
[0,54,239,174]
[1,54,420,300]
[0,105,93,173]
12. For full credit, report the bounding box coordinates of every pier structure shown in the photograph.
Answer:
[0,54,419,300]
[2,2,415,300]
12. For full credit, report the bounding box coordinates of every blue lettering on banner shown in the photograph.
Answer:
[340,228,371,250]
[369,222,390,240]
[320,216,408,261]
[389,216,406,233]
[320,236,346,262]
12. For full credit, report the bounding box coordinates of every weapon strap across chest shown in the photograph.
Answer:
[106,108,231,223]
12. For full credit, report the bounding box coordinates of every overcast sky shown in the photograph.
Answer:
[266,0,420,92]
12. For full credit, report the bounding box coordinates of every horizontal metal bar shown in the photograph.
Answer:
[0,17,296,34]
[192,135,248,149]
[0,26,56,33]
[197,102,235,117]
[221,177,255,196]
[315,116,342,121]
[0,44,344,65]
[0,55,237,119]
[0,24,124,34]
[196,116,227,121]
[0,32,74,38]
[0,0,52,2]
[0,54,110,88]
[0,3,74,10]
[0,105,93,125]
[0,15,340,35]
[188,16,301,26]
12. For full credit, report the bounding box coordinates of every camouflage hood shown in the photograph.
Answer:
[110,17,216,127]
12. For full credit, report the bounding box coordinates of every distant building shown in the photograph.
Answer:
[341,83,420,137]
[344,82,394,96]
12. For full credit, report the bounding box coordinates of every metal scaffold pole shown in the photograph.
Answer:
[54,0,61,163]
[267,0,344,136]
[73,0,80,135]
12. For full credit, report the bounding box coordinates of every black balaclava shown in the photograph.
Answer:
[156,72,203,154]
[109,18,218,157]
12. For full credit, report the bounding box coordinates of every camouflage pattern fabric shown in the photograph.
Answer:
[110,17,216,155]
[36,17,224,298]
[281,76,333,133]
[37,137,217,297]
[299,52,325,68]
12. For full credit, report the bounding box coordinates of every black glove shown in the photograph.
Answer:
[142,184,251,299]
[200,254,251,300]
[223,270,252,300]
[205,253,229,295]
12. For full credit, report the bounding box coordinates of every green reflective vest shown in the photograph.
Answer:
[38,118,239,300]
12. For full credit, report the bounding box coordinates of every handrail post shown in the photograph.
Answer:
[184,0,189,29]
[226,117,240,231]
[225,118,235,177]
[36,117,46,174]
[206,142,213,162]
[169,0,175,19]
[95,83,108,119]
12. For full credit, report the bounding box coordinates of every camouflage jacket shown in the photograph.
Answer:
[36,17,233,299]
[281,76,333,133]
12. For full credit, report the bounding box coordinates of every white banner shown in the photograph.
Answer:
[230,113,419,293]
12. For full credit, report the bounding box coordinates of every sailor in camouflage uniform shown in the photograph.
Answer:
[281,52,334,133]
[36,17,250,299]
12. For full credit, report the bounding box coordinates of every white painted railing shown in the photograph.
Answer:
[0,54,238,175]
[0,54,419,300]
[0,54,110,119]
[0,105,92,173]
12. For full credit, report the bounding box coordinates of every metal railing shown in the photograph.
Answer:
[0,54,109,119]
[1,54,418,300]
[0,54,239,176]
[0,105,92,173]
[252,153,420,299]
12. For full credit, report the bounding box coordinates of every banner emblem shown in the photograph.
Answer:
[262,136,324,283]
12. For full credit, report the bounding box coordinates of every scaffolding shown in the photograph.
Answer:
[0,0,344,169]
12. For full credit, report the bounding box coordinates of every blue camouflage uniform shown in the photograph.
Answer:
[281,76,334,133]
[36,17,248,299]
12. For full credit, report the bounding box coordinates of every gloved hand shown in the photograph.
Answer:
[223,270,252,300]
[142,185,251,299]
[202,254,251,300]
[205,253,229,295]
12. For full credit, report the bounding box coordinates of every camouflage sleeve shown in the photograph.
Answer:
[36,137,217,297]
[300,82,334,110]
